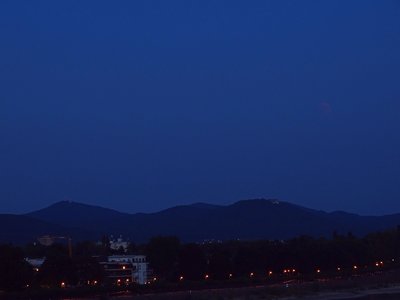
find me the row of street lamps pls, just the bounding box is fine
[175,258,395,282]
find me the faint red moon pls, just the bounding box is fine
[319,102,332,113]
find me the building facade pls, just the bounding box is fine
[101,255,148,285]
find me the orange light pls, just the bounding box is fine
[122,266,126,270]
[179,276,184,281]
[205,274,209,279]
[316,269,321,273]
[250,272,254,277]
[61,282,65,288]
[126,278,129,282]
[375,262,379,267]
[153,277,157,281]
[292,269,296,273]
[268,271,273,275]
[94,280,97,285]
[117,279,121,284]
[283,269,287,273]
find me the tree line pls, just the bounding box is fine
[1,227,400,291]
[146,228,400,281]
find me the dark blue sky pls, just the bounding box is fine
[1,1,400,215]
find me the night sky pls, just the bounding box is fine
[1,1,400,215]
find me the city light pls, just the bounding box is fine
[316,269,321,273]
[337,267,341,271]
[268,271,273,275]
[205,274,209,279]
[375,261,384,267]
[122,266,126,270]
[229,273,233,278]
[353,265,358,270]
[60,282,65,288]
[250,272,254,277]
[179,276,184,281]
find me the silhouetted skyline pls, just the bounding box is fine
[1,1,399,215]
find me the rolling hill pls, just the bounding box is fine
[17,199,400,243]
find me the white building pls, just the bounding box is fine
[109,236,130,252]
[102,255,148,285]
[25,257,46,272]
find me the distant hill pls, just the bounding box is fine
[26,200,129,234]
[17,199,400,244]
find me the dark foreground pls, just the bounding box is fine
[66,270,400,300]
[104,287,400,300]
[3,269,400,300]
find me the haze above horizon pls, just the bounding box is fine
[1,1,399,215]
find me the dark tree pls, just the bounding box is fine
[146,236,180,280]
[126,242,137,254]
[208,250,232,280]
[74,255,104,285]
[178,243,207,281]
[38,244,77,287]
[0,244,33,291]
[74,241,102,257]
[100,235,111,256]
